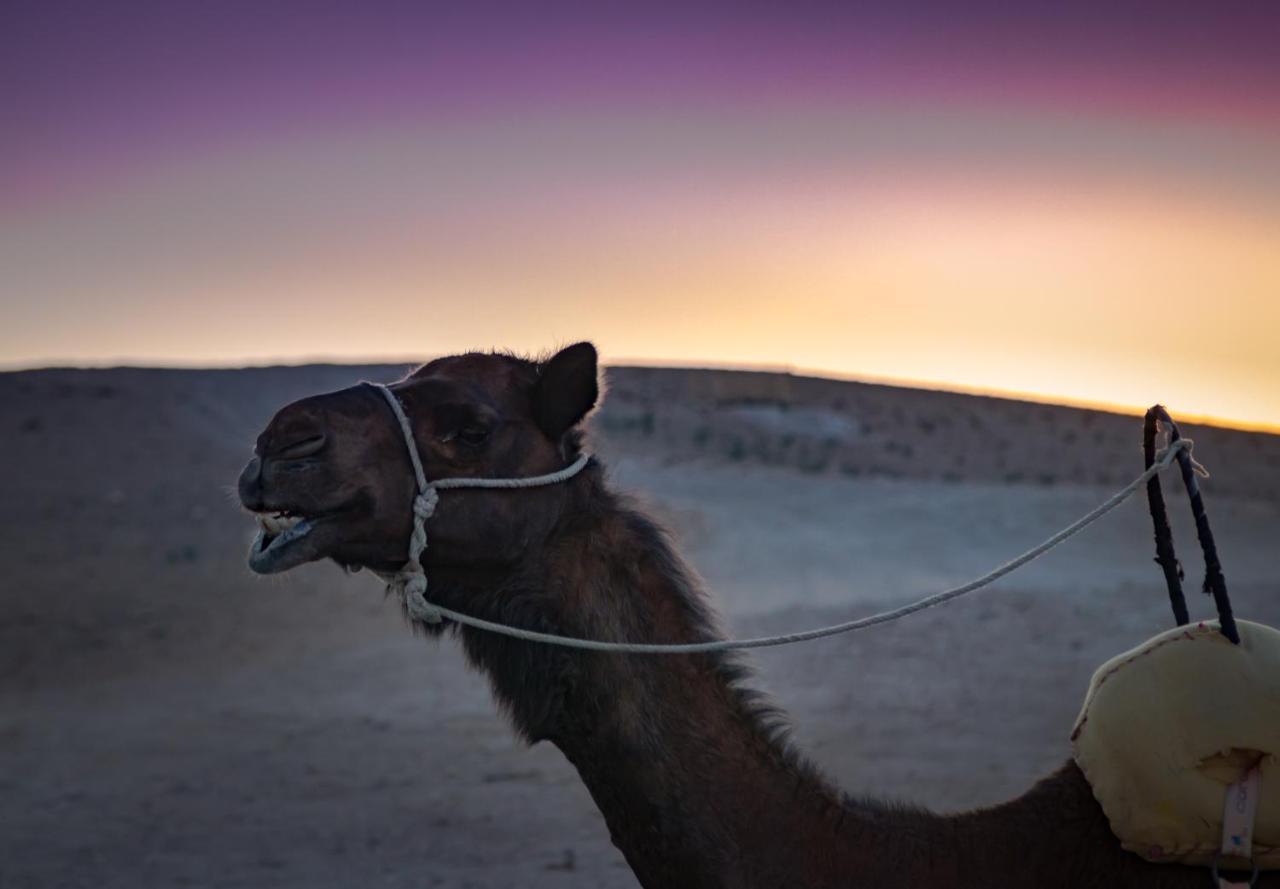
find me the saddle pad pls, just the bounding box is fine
[1071,619,1280,868]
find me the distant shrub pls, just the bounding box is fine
[883,440,914,459]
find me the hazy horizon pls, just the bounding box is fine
[6,352,1277,434]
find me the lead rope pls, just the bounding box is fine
[366,382,590,623]
[366,377,1194,652]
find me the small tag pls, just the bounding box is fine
[1220,765,1262,861]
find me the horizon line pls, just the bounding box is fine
[5,352,1276,436]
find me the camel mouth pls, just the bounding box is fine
[247,509,330,574]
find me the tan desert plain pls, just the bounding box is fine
[2,348,1279,888]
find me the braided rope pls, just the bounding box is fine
[367,379,1195,653]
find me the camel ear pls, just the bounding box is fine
[533,342,599,440]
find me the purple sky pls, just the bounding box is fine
[4,2,1279,427]
[7,2,1278,199]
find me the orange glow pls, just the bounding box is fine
[4,107,1278,432]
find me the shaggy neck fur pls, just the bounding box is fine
[420,464,1252,889]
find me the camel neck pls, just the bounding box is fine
[553,702,849,888]
[542,546,855,885]
[515,492,890,886]
[443,488,851,885]
[448,485,1213,889]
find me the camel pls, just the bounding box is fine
[236,343,1272,888]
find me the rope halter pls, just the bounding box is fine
[353,381,1202,653]
[364,382,591,623]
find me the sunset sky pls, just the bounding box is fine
[3,2,1278,427]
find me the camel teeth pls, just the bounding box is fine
[255,512,303,535]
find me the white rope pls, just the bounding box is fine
[367,379,1193,653]
[434,455,593,491]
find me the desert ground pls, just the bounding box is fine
[2,363,1278,888]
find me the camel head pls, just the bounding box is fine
[237,343,600,576]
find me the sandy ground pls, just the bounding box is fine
[2,366,1277,888]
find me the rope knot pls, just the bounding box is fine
[1177,438,1210,479]
[400,568,442,624]
[413,488,439,520]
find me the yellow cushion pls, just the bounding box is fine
[1071,619,1280,868]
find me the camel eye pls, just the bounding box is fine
[457,425,490,446]
[433,403,493,446]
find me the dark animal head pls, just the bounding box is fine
[236,343,599,576]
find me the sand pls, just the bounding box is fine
[2,364,1277,888]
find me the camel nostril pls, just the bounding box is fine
[238,456,264,509]
[273,434,327,460]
